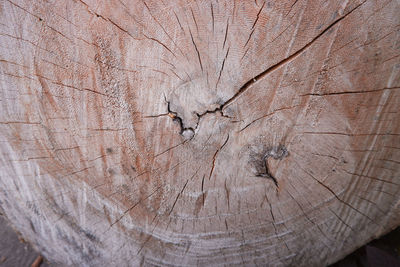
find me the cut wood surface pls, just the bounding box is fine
[0,0,399,266]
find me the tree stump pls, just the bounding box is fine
[0,0,399,266]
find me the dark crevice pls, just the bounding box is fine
[243,1,266,48]
[174,11,184,32]
[190,7,199,33]
[211,3,215,34]
[255,145,288,188]
[223,19,229,49]
[301,86,399,97]
[256,156,279,187]
[168,179,189,215]
[208,134,230,180]
[143,113,169,118]
[189,28,203,72]
[216,47,230,90]
[164,94,231,139]
[166,100,195,138]
[285,0,300,17]
[142,33,176,57]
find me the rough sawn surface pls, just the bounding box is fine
[0,0,399,266]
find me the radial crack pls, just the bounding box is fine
[223,1,366,109]
[209,134,230,180]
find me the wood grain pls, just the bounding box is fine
[0,0,399,266]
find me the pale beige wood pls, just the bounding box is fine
[0,0,399,266]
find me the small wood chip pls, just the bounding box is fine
[31,255,43,267]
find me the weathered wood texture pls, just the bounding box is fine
[0,0,399,266]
